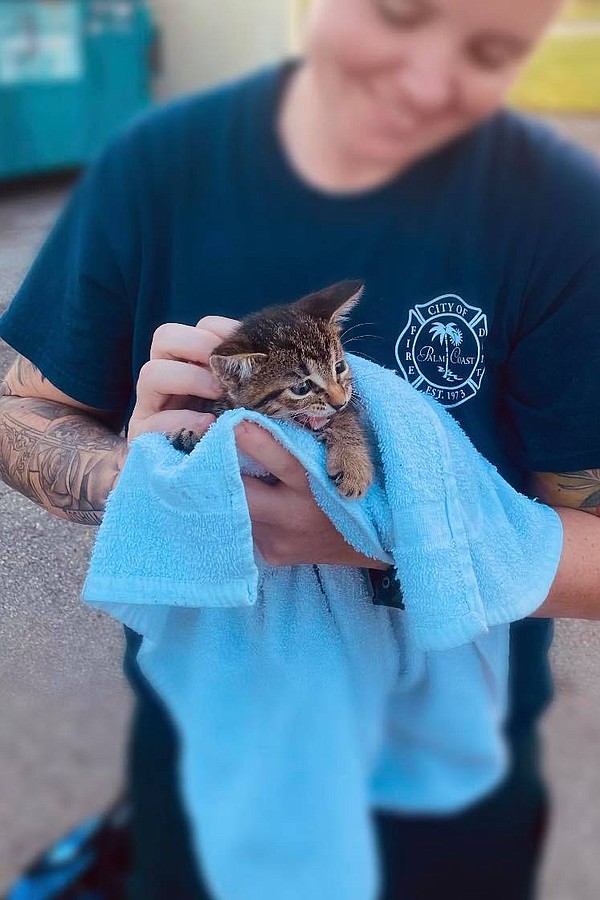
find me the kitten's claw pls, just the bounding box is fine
[328,460,373,499]
[169,428,203,454]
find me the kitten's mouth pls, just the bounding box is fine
[296,414,332,432]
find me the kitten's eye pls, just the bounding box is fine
[290,381,312,396]
[335,360,347,375]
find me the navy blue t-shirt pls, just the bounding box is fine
[3,63,600,738]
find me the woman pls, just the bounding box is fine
[1,0,600,897]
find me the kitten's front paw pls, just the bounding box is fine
[169,427,203,454]
[327,448,373,499]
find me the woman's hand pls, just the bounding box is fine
[127,316,239,444]
[128,320,385,568]
[236,421,388,569]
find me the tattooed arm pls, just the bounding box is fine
[0,356,128,525]
[528,469,600,619]
[530,470,600,517]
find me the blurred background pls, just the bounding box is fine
[1,1,599,897]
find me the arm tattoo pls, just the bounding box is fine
[0,359,46,397]
[0,396,127,525]
[556,469,600,517]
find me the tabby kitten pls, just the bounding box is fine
[170,280,373,499]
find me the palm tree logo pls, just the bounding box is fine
[429,321,463,382]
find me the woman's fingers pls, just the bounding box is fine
[129,319,239,445]
[150,319,238,362]
[196,315,240,339]
[235,422,308,491]
[128,409,215,443]
[241,476,280,524]
[135,358,223,416]
[150,323,221,363]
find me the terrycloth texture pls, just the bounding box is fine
[83,354,563,900]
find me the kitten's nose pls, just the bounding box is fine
[328,385,348,411]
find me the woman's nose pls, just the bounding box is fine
[394,35,457,116]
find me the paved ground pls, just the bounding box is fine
[0,175,133,890]
[1,118,600,897]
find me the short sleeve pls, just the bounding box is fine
[497,118,600,473]
[503,250,600,471]
[0,136,139,412]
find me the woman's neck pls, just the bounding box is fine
[277,64,411,196]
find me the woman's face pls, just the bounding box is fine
[304,0,562,165]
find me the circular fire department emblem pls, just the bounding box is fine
[395,294,488,408]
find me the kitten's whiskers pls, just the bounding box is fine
[343,334,384,345]
[341,321,377,339]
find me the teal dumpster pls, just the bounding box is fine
[0,0,156,180]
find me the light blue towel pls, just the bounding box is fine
[83,354,562,900]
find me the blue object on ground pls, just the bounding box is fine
[4,801,130,900]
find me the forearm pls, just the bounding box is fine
[532,506,600,619]
[0,395,127,525]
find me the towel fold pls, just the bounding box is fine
[83,354,562,900]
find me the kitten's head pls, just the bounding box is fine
[210,280,363,430]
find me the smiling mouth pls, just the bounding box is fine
[376,106,421,138]
[365,84,422,135]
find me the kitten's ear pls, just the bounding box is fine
[294,280,364,324]
[210,352,268,386]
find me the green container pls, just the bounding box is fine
[0,0,156,180]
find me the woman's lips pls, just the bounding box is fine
[376,103,421,137]
[364,83,423,136]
